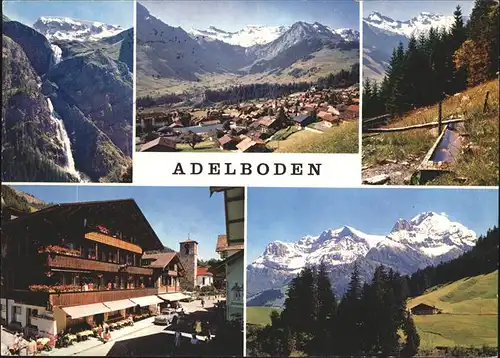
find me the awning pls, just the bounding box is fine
[129,295,163,307]
[62,303,111,319]
[103,299,136,311]
[158,293,190,301]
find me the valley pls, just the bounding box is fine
[2,12,133,182]
[135,2,360,153]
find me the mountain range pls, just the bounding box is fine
[2,15,132,182]
[247,212,477,307]
[363,11,457,81]
[136,2,359,96]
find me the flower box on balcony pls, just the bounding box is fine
[38,245,80,257]
[29,284,80,293]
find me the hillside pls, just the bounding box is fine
[362,79,499,185]
[408,270,498,349]
[1,185,48,212]
[247,307,282,326]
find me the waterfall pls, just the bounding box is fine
[46,98,85,182]
[51,44,62,65]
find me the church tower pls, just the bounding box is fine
[178,238,198,290]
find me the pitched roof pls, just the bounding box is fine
[257,116,277,127]
[218,134,235,146]
[293,114,312,123]
[347,104,359,112]
[140,137,177,152]
[197,267,213,276]
[2,199,164,251]
[142,252,177,269]
[236,137,264,152]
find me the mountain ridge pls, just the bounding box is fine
[247,212,477,303]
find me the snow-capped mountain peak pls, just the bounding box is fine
[363,11,454,38]
[189,21,358,47]
[248,212,477,298]
[190,24,287,47]
[33,16,123,42]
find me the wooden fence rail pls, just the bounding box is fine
[363,118,464,133]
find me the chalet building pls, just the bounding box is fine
[210,187,244,322]
[141,251,190,306]
[196,267,213,287]
[0,199,178,336]
[293,113,316,128]
[236,137,267,153]
[140,137,177,152]
[141,252,184,294]
[410,303,442,315]
[218,135,238,150]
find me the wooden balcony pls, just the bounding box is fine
[157,286,180,294]
[45,253,153,275]
[84,232,143,254]
[11,288,158,308]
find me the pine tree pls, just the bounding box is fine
[449,5,468,93]
[336,261,363,354]
[310,261,337,355]
[401,311,420,357]
[281,266,317,351]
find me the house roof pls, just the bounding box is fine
[410,303,440,311]
[140,137,177,152]
[197,267,213,277]
[347,104,359,112]
[142,252,178,269]
[236,137,262,152]
[293,114,312,123]
[218,134,235,146]
[257,116,276,127]
[2,199,164,251]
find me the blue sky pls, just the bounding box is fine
[3,0,134,28]
[247,188,499,262]
[142,0,359,32]
[363,1,474,20]
[11,185,225,260]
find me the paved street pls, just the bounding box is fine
[39,298,224,356]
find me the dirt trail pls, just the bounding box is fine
[361,155,423,185]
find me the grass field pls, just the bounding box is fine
[137,49,358,97]
[177,140,223,152]
[363,80,499,185]
[268,121,358,153]
[408,270,498,349]
[246,307,282,326]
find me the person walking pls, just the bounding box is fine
[174,328,181,349]
[201,297,205,308]
[195,320,202,336]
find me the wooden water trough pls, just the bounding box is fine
[416,121,465,183]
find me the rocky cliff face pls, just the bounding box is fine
[2,17,132,182]
[2,34,75,182]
